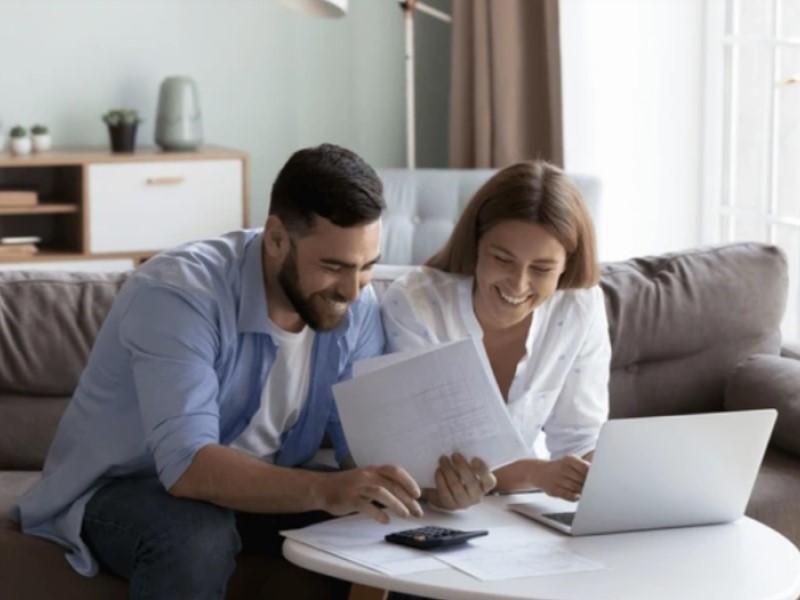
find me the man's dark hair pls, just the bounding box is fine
[269,143,385,235]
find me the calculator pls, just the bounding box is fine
[384,526,489,549]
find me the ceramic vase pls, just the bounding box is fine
[155,76,203,151]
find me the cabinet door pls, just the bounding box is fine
[88,159,244,254]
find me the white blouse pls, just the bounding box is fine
[381,267,611,459]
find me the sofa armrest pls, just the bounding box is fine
[781,341,800,361]
[725,354,800,456]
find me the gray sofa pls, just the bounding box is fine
[2,170,799,599]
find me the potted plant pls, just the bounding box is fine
[31,124,52,153]
[9,126,31,156]
[102,109,141,153]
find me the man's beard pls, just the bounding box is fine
[278,249,348,332]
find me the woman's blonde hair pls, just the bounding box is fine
[426,160,599,289]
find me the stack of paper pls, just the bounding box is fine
[0,236,40,258]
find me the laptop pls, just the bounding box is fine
[508,409,776,536]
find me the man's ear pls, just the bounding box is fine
[264,215,290,259]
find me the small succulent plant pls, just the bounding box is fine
[102,109,142,127]
[31,124,49,135]
[10,126,27,138]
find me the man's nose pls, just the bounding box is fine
[338,271,361,302]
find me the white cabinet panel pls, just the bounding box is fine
[88,159,243,254]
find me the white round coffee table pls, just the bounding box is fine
[283,494,800,600]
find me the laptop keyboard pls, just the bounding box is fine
[543,511,576,525]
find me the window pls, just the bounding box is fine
[704,0,800,341]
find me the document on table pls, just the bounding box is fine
[433,526,605,581]
[282,517,605,581]
[333,338,531,487]
[281,514,444,575]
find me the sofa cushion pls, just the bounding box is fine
[0,394,70,470]
[602,243,787,418]
[0,270,128,396]
[0,470,128,600]
[725,354,800,456]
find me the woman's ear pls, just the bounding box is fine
[264,215,289,259]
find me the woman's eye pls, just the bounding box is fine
[530,266,552,274]
[323,265,341,273]
[494,255,512,264]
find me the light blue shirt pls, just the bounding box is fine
[13,229,385,576]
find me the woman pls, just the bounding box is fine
[381,160,611,510]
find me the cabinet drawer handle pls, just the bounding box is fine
[146,176,186,186]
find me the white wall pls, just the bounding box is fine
[0,0,422,227]
[560,0,706,261]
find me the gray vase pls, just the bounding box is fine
[155,76,203,151]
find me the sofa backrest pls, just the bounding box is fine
[599,243,786,417]
[376,169,601,265]
[0,243,787,470]
[0,271,128,469]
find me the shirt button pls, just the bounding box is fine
[412,216,421,225]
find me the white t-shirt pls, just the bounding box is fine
[380,267,611,459]
[230,319,315,462]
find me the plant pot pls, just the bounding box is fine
[10,137,31,156]
[32,134,52,153]
[107,124,137,153]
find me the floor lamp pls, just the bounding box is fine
[282,0,451,169]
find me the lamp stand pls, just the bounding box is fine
[399,0,451,169]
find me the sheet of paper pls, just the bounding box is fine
[281,514,444,575]
[334,337,531,487]
[433,527,605,581]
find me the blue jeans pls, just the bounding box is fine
[81,476,345,600]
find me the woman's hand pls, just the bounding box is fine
[538,454,590,501]
[424,453,497,510]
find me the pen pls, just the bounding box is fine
[491,489,543,496]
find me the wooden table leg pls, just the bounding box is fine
[348,583,389,600]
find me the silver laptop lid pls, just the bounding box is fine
[570,409,776,535]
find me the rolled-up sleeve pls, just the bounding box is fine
[118,287,221,489]
[544,287,611,459]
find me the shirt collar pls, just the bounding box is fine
[237,232,271,334]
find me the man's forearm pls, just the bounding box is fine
[169,444,329,513]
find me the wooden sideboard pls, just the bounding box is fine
[0,146,249,271]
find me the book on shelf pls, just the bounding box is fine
[0,190,38,207]
[0,243,38,257]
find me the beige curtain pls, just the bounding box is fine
[449,0,563,168]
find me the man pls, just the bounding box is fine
[14,143,423,599]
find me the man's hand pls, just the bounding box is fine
[424,453,497,511]
[539,454,590,501]
[319,464,423,523]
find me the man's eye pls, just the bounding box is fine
[494,255,512,264]
[322,265,341,273]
